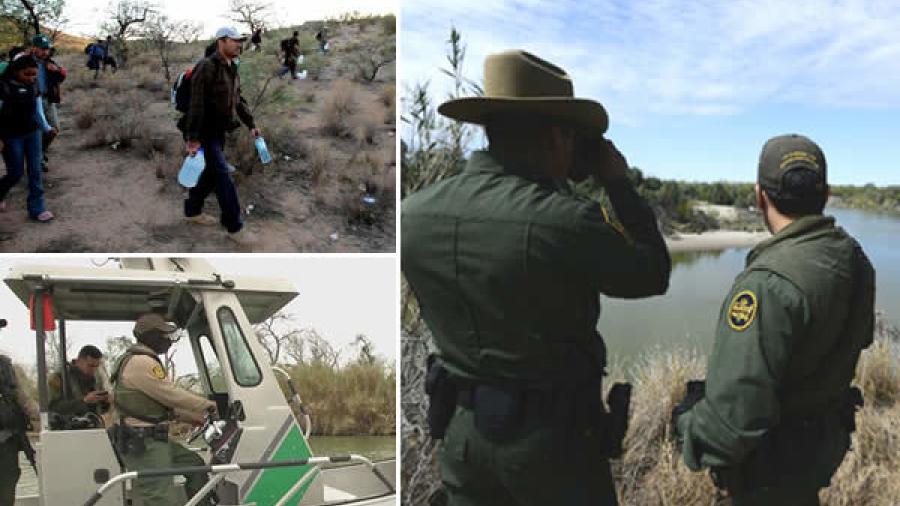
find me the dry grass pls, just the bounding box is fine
[380,84,396,124]
[401,317,900,506]
[266,119,309,160]
[352,106,381,145]
[307,142,330,185]
[320,79,358,137]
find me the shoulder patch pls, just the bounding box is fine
[599,205,630,241]
[727,290,758,331]
[151,364,166,380]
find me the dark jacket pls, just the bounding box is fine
[676,215,875,493]
[402,151,671,383]
[183,51,255,141]
[48,361,108,416]
[0,77,40,138]
[41,56,66,104]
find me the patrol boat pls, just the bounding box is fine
[5,258,395,506]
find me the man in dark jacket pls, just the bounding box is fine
[403,50,671,506]
[48,345,110,416]
[673,135,875,505]
[183,26,260,247]
[281,31,301,79]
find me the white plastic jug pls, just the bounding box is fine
[178,148,205,188]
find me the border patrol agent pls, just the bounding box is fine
[0,353,37,506]
[111,313,218,506]
[673,134,875,506]
[48,345,109,416]
[403,50,671,506]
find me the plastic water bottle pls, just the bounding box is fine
[255,137,273,165]
[178,148,205,188]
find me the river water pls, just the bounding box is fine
[600,208,900,366]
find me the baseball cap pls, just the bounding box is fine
[133,313,177,338]
[215,26,247,41]
[32,34,52,49]
[758,134,827,194]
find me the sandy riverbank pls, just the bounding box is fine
[665,229,770,252]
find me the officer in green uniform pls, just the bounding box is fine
[48,345,110,416]
[0,352,37,506]
[111,313,217,506]
[673,134,875,506]
[402,50,671,506]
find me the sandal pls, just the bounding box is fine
[33,211,55,222]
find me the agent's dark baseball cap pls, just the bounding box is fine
[133,313,177,338]
[758,134,827,194]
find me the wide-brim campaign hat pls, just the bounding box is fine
[438,50,608,136]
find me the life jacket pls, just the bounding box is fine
[110,346,173,425]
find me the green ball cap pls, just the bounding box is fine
[758,134,827,194]
[31,34,52,49]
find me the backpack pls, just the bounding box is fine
[172,66,196,113]
[280,38,291,52]
[84,43,94,55]
[89,44,105,59]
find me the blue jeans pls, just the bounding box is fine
[1,129,47,218]
[184,137,243,233]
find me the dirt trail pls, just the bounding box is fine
[0,20,396,253]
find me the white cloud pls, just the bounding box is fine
[401,0,900,126]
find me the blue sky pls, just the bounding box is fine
[401,0,900,185]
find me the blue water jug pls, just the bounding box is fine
[178,148,205,188]
[255,137,273,165]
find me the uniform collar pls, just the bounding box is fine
[746,214,835,265]
[464,150,572,192]
[130,343,158,356]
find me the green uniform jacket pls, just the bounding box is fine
[48,362,106,416]
[676,215,875,489]
[402,150,671,383]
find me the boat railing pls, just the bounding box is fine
[81,454,395,506]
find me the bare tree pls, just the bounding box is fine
[228,0,271,34]
[102,0,155,68]
[305,329,341,368]
[253,311,303,365]
[0,0,66,44]
[352,334,377,366]
[348,37,396,83]
[142,14,201,83]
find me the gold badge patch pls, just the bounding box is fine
[727,290,758,331]
[151,365,166,379]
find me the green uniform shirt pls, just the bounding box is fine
[402,150,671,383]
[677,215,875,488]
[48,362,107,416]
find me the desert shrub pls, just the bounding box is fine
[320,79,357,137]
[380,83,395,122]
[225,131,261,174]
[352,107,380,145]
[381,14,396,35]
[150,150,179,180]
[302,52,327,80]
[306,143,330,185]
[266,120,308,160]
[135,131,173,159]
